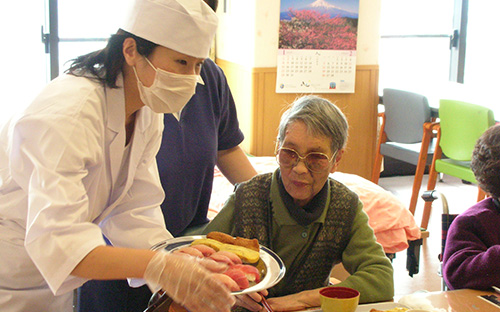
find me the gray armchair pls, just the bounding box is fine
[372,88,436,222]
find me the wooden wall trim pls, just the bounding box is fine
[216,59,379,179]
[215,59,378,73]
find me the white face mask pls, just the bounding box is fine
[133,57,202,118]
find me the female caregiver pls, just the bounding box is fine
[0,0,235,311]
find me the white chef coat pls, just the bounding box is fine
[0,73,172,311]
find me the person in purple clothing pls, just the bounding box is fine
[442,124,500,290]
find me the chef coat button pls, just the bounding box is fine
[301,232,308,238]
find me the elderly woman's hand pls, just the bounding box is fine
[260,289,320,311]
[235,290,268,311]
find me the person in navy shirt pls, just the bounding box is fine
[158,57,257,237]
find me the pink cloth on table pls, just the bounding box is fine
[209,157,421,254]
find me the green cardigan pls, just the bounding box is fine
[202,170,394,303]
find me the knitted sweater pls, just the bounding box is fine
[231,172,357,296]
[442,198,500,290]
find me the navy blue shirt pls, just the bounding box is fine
[156,58,244,236]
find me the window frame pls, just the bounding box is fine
[42,0,109,79]
[378,0,468,91]
[44,0,470,83]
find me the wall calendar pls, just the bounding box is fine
[277,49,356,93]
[276,0,360,93]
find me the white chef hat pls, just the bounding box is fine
[121,0,218,58]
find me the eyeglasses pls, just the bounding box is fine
[276,147,335,173]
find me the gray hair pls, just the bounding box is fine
[277,95,349,154]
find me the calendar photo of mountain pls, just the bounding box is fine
[279,0,359,50]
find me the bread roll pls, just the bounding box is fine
[207,231,260,252]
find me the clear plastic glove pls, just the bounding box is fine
[171,251,229,273]
[144,251,236,312]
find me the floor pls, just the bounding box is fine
[378,174,479,297]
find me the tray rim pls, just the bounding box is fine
[151,235,286,295]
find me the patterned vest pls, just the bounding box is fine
[232,172,358,297]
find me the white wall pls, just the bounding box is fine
[356,0,381,65]
[1,2,48,123]
[215,0,258,66]
[215,0,381,67]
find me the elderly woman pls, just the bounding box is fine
[203,95,394,311]
[442,124,500,290]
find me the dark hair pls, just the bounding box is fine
[471,124,500,199]
[204,0,218,11]
[65,29,157,88]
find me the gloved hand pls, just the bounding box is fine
[144,251,235,312]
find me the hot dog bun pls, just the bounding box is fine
[191,238,260,263]
[219,244,260,264]
[191,232,261,264]
[207,231,260,252]
[191,238,223,251]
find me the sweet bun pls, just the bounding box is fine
[191,238,260,264]
[207,231,260,252]
[191,238,223,251]
[219,244,259,264]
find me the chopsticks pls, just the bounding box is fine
[260,293,274,312]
